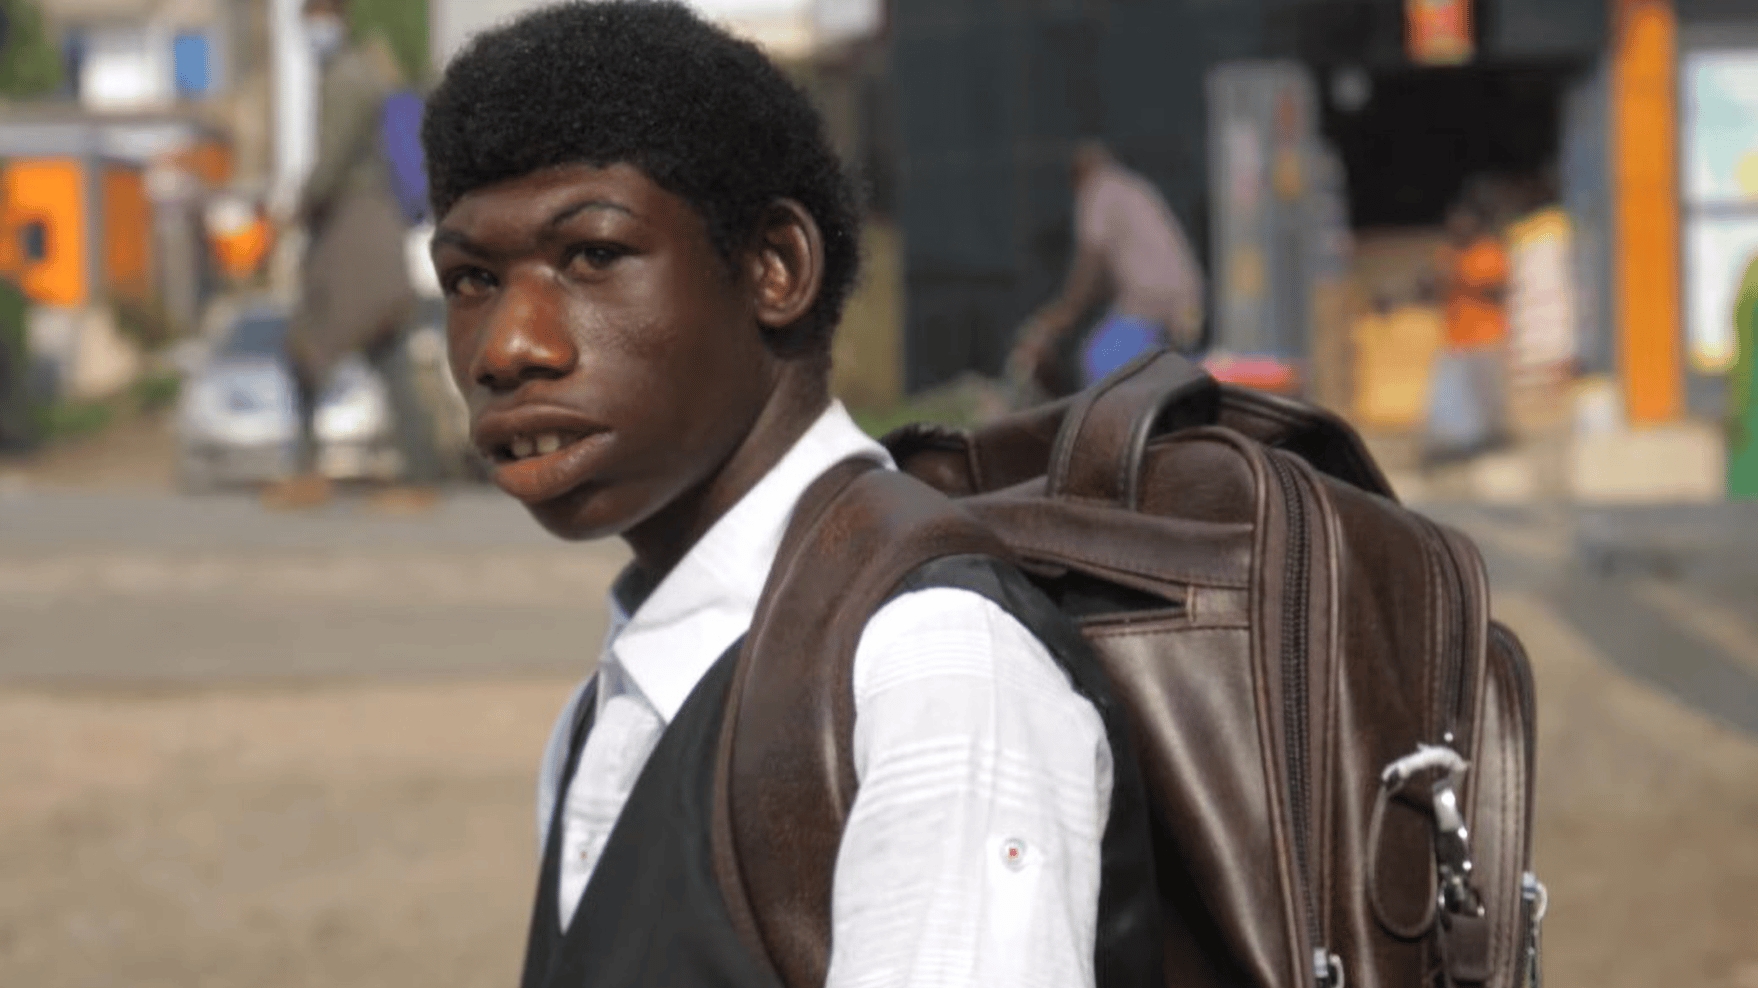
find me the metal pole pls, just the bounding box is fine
[268,0,317,299]
[269,0,316,218]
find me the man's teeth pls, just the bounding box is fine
[507,433,570,460]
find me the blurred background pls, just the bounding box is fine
[1,0,1756,985]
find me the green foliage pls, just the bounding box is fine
[109,295,180,352]
[0,0,64,99]
[0,276,27,361]
[0,276,34,449]
[28,368,181,443]
[130,369,181,412]
[350,0,430,85]
[34,397,113,440]
[848,373,1001,440]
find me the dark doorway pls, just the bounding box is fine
[1320,61,1585,228]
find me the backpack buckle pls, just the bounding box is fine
[1431,774,1484,919]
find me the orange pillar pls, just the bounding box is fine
[1610,0,1685,424]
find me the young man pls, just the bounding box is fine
[420,3,1119,985]
[1012,140,1206,392]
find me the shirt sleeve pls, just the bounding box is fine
[826,587,1114,988]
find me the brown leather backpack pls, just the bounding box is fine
[711,350,1546,988]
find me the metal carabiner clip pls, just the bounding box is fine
[1430,771,1484,920]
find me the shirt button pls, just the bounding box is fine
[1001,838,1028,871]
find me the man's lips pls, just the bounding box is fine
[472,407,611,504]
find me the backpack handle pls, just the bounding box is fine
[1046,348,1220,508]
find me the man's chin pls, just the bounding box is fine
[529,504,613,542]
[522,488,633,544]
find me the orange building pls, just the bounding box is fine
[0,113,230,312]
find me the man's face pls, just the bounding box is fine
[432,163,779,541]
[302,0,346,56]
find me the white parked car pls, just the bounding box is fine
[173,301,398,492]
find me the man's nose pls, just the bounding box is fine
[468,276,579,393]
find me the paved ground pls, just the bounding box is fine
[2,415,1757,987]
[0,487,622,684]
[1,420,624,987]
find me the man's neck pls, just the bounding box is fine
[621,372,830,587]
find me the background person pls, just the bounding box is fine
[1423,197,1512,464]
[1505,186,1580,518]
[263,0,435,510]
[1011,140,1205,393]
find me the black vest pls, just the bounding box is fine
[519,555,1160,988]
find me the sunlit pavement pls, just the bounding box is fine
[1426,500,1758,737]
[0,481,618,988]
[0,485,627,683]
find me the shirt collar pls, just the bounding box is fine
[599,400,890,723]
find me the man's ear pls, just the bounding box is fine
[749,198,824,333]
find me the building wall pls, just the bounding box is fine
[430,0,823,72]
[429,0,539,72]
[886,0,1611,393]
[42,0,234,111]
[101,163,153,303]
[79,21,176,110]
[887,1,1218,391]
[1676,13,1758,421]
[0,160,87,307]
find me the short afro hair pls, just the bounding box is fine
[421,0,861,352]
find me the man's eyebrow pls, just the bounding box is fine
[429,226,485,256]
[428,199,636,257]
[546,198,637,229]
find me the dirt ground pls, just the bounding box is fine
[0,593,1752,987]
[1501,593,1758,988]
[3,414,1756,987]
[0,679,569,988]
[3,411,183,492]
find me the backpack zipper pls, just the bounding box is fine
[1268,451,1339,988]
[1418,517,1471,741]
[1489,623,1537,835]
[1492,622,1546,988]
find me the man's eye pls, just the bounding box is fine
[567,245,625,272]
[444,268,496,298]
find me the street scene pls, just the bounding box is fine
[2,0,1757,985]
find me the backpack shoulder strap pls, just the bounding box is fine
[710,457,1010,988]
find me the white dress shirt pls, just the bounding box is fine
[536,401,1114,988]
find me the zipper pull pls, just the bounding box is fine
[1522,872,1549,988]
[1313,948,1344,988]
